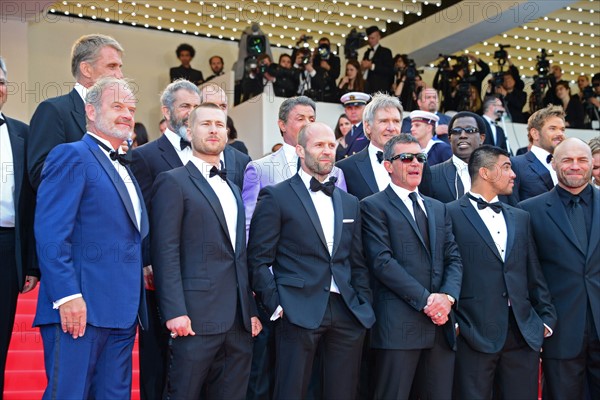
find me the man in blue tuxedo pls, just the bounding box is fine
[151,103,261,399]
[336,93,403,200]
[248,122,375,399]
[511,104,566,202]
[447,145,556,399]
[33,77,148,399]
[28,34,124,190]
[361,134,462,399]
[0,57,39,396]
[520,138,600,400]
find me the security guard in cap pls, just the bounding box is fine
[340,91,371,158]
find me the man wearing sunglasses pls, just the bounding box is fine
[447,145,556,400]
[420,111,486,203]
[361,134,462,400]
[337,93,403,200]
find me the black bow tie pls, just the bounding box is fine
[310,176,337,197]
[468,193,502,214]
[209,165,227,180]
[376,151,384,164]
[0,118,5,127]
[89,135,131,166]
[546,154,553,164]
[180,138,191,150]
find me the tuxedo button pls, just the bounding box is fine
[324,286,330,291]
[502,292,507,297]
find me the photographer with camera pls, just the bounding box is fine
[583,73,600,130]
[292,40,325,100]
[241,54,277,101]
[392,54,425,112]
[311,37,341,103]
[543,65,564,107]
[457,54,490,98]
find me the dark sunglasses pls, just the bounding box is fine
[388,152,428,164]
[449,127,480,135]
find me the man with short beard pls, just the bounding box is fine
[520,138,600,400]
[33,77,148,399]
[248,122,375,399]
[129,78,200,400]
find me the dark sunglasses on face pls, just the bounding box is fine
[388,152,428,164]
[449,127,480,135]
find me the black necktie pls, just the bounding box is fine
[209,165,227,180]
[180,138,191,150]
[467,193,502,213]
[310,176,337,197]
[376,151,384,164]
[89,135,130,166]
[568,196,588,252]
[456,174,465,198]
[546,154,553,164]
[408,192,430,250]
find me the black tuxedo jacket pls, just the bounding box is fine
[150,162,257,335]
[519,187,600,359]
[483,118,509,152]
[447,195,556,353]
[131,135,251,208]
[511,151,554,202]
[247,174,375,330]
[360,187,462,350]
[336,148,378,200]
[362,45,394,94]
[3,116,38,287]
[169,65,204,86]
[420,159,514,205]
[28,88,86,189]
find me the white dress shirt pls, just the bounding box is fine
[468,191,507,262]
[73,82,88,102]
[54,133,143,309]
[0,113,15,227]
[189,156,238,251]
[363,44,379,79]
[164,128,193,165]
[483,115,498,145]
[368,143,391,192]
[530,145,558,185]
[452,155,471,195]
[282,142,299,179]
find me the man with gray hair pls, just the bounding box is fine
[129,78,200,400]
[0,56,39,396]
[33,77,147,399]
[337,92,403,200]
[28,34,124,190]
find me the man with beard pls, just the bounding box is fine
[511,105,566,202]
[520,138,600,400]
[248,122,375,399]
[151,103,261,399]
[447,145,556,400]
[205,55,225,82]
[420,111,486,203]
[401,88,451,144]
[129,79,200,400]
[33,77,148,399]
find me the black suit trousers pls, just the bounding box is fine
[373,325,454,400]
[454,309,539,400]
[0,230,18,396]
[274,293,366,400]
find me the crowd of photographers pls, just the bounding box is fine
[228,25,599,130]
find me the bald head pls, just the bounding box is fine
[552,137,593,193]
[297,122,337,180]
[297,122,335,148]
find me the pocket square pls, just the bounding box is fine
[343,219,355,223]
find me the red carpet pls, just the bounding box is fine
[4,287,140,400]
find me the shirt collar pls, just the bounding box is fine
[468,190,500,204]
[189,155,224,181]
[282,142,297,163]
[389,182,420,202]
[555,184,593,207]
[87,132,123,154]
[452,155,468,170]
[368,143,383,161]
[530,145,553,165]
[74,82,88,102]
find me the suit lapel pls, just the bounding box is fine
[230,182,246,255]
[83,135,139,231]
[331,189,343,257]
[442,160,458,200]
[458,195,503,261]
[588,188,600,264]
[289,175,328,252]
[6,120,24,206]
[157,135,184,169]
[128,168,149,238]
[384,187,428,251]
[70,89,86,135]
[185,162,234,251]
[503,205,516,261]
[356,149,379,194]
[223,145,235,179]
[422,197,436,257]
[526,152,554,190]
